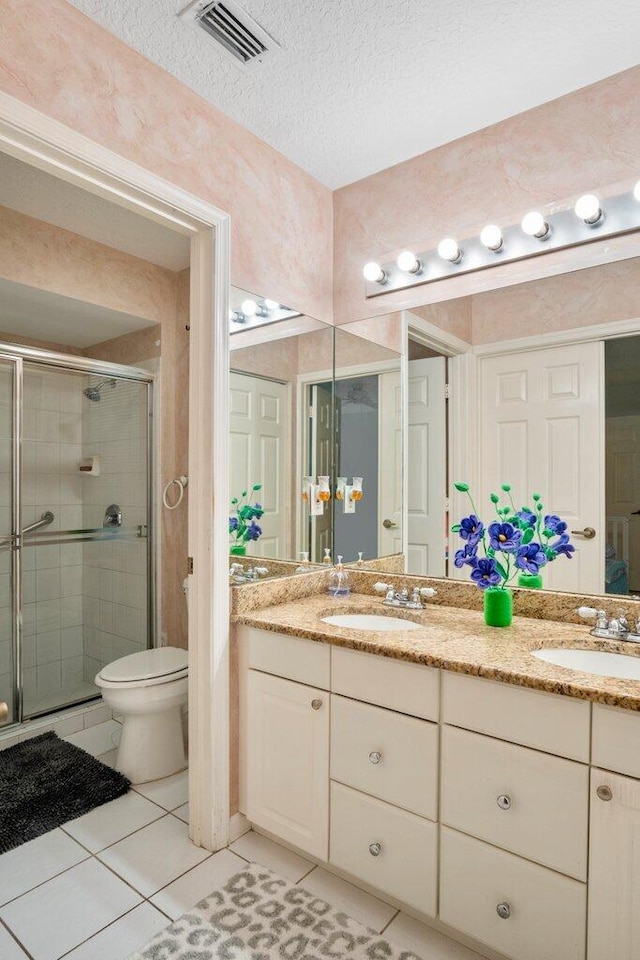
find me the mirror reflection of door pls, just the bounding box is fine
[309,382,332,562]
[605,335,640,596]
[407,351,447,576]
[229,371,290,558]
[479,341,603,595]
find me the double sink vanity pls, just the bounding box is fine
[232,573,640,960]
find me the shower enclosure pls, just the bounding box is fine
[0,344,153,729]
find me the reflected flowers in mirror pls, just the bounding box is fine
[229,483,264,552]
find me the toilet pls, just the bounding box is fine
[95,647,188,784]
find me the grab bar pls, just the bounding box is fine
[22,511,54,536]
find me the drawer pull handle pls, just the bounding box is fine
[596,785,613,802]
[496,902,511,920]
[369,842,382,857]
[368,751,382,764]
[497,794,511,810]
[311,699,323,710]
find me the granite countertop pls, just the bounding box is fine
[233,591,640,711]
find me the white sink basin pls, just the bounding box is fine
[320,613,420,632]
[534,648,640,680]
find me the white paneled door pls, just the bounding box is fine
[479,342,604,594]
[407,357,447,576]
[229,372,289,558]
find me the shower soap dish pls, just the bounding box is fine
[78,455,100,476]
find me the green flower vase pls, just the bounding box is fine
[230,544,247,556]
[517,572,543,590]
[484,587,513,627]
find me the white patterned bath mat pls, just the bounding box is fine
[128,863,423,960]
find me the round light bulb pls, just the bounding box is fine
[363,261,386,283]
[241,299,257,317]
[574,194,602,225]
[437,238,462,264]
[521,211,550,239]
[228,309,235,321]
[264,299,279,311]
[396,250,421,274]
[634,181,640,202]
[480,224,503,252]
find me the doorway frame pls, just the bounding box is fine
[0,91,231,851]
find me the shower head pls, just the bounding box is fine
[83,378,116,402]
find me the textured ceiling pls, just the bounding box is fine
[68,0,640,188]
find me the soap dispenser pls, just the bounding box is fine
[328,556,351,597]
[322,547,333,565]
[295,551,311,574]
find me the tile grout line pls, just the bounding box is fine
[379,909,400,935]
[0,916,36,960]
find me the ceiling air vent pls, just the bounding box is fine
[179,0,279,69]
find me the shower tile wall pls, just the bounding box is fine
[22,367,85,714]
[82,378,148,682]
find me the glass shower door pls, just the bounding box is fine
[20,363,152,720]
[0,358,17,726]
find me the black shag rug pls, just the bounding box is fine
[0,731,130,854]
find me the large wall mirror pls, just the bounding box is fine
[228,293,402,573]
[228,238,640,600]
[405,251,640,600]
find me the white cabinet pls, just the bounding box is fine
[245,669,329,859]
[588,768,640,960]
[440,827,587,960]
[331,781,438,917]
[441,725,589,880]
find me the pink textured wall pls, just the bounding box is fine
[334,66,640,325]
[0,0,333,322]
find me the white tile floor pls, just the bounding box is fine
[0,720,486,960]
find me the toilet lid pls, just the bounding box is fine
[99,647,188,683]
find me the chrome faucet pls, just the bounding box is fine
[374,582,437,610]
[229,563,270,584]
[576,606,640,643]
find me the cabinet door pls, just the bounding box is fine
[588,769,640,960]
[246,669,329,860]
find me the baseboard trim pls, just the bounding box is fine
[229,812,251,843]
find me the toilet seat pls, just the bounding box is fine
[96,647,188,689]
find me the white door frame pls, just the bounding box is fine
[0,92,231,851]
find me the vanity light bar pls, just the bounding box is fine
[363,184,640,298]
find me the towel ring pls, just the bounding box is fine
[163,475,188,510]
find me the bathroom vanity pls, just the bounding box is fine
[236,595,640,960]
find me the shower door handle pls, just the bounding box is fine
[0,701,8,722]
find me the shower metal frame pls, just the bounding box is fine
[0,340,156,729]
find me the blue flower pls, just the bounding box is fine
[246,520,262,541]
[470,557,502,589]
[488,521,522,553]
[516,508,536,528]
[251,502,264,519]
[515,543,547,574]
[228,516,238,532]
[549,534,574,559]
[454,543,478,568]
[544,515,567,536]
[460,514,484,545]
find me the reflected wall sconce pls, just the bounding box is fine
[336,476,364,514]
[302,476,331,515]
[362,181,640,298]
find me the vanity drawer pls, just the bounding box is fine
[331,646,438,720]
[441,726,588,880]
[440,828,587,960]
[442,671,590,762]
[330,781,437,917]
[592,703,640,778]
[242,626,330,689]
[331,694,438,819]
